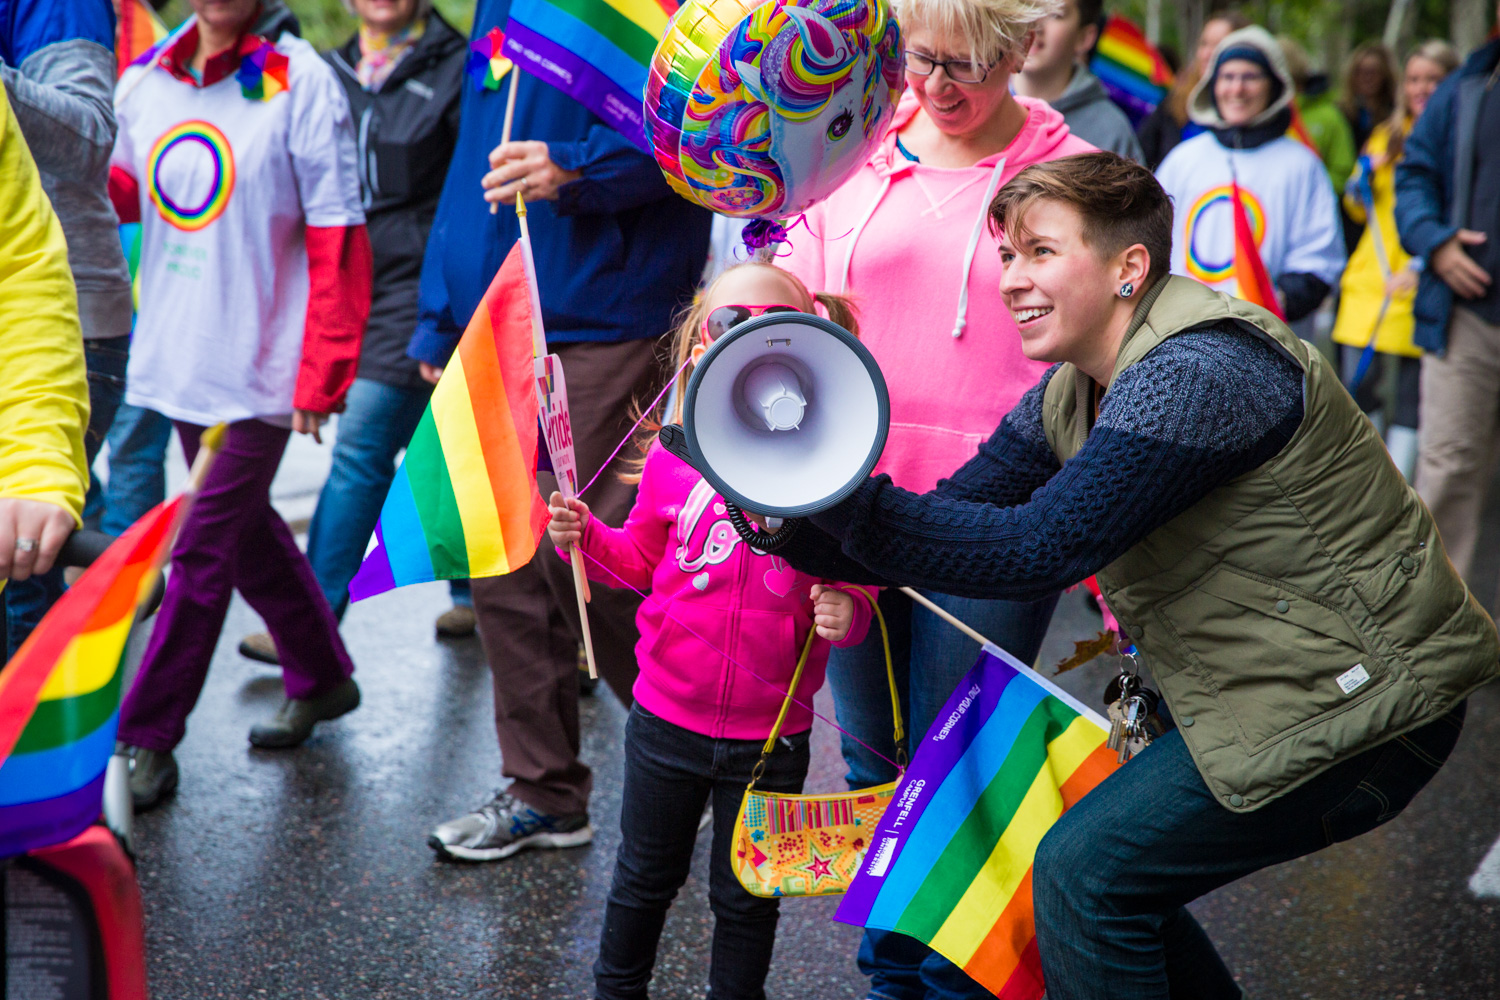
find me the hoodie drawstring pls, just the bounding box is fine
[838,175,893,295]
[952,157,1007,338]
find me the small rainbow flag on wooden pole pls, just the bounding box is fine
[348,244,550,602]
[1231,177,1285,320]
[501,0,680,153]
[835,643,1119,999]
[1089,14,1174,127]
[0,427,223,857]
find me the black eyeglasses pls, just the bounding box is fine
[903,50,993,84]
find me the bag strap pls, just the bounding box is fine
[749,587,902,789]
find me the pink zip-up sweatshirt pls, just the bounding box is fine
[568,442,871,740]
[784,93,1095,493]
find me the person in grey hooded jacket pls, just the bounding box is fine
[1015,0,1143,163]
[1,0,133,656]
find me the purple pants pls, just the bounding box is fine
[118,419,354,752]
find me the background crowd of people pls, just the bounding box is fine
[3,0,1500,997]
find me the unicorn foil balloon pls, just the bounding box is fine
[646,0,903,220]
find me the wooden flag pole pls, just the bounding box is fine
[516,191,598,680]
[899,587,994,648]
[489,66,522,216]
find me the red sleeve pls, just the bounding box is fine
[109,166,140,224]
[296,224,372,413]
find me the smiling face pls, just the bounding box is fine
[1023,0,1093,79]
[188,0,260,36]
[904,25,1022,141]
[998,199,1134,368]
[1214,57,1273,127]
[352,0,419,34]
[1403,55,1448,120]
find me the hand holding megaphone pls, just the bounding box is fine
[658,312,889,551]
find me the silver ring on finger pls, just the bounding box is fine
[521,176,531,190]
[14,538,39,554]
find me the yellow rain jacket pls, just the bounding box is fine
[1331,120,1421,358]
[0,79,90,537]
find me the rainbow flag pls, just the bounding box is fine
[1286,103,1320,156]
[1232,178,1285,319]
[123,11,194,72]
[835,644,1119,999]
[115,0,168,78]
[0,497,186,857]
[501,0,680,153]
[348,242,550,601]
[1089,14,1174,127]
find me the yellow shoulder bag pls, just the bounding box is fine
[731,587,904,898]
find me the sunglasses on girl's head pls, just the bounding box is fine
[701,303,802,340]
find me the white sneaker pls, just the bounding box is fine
[427,791,592,862]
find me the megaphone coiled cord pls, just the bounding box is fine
[723,501,801,553]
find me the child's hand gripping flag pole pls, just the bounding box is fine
[0,424,226,857]
[518,191,599,680]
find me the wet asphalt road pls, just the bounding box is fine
[126,436,1500,999]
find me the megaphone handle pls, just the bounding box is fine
[724,501,800,552]
[569,547,598,679]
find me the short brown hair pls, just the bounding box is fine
[989,152,1174,287]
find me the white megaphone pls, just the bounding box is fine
[659,312,889,550]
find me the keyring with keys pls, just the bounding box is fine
[1103,644,1167,763]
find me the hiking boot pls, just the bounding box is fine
[434,604,476,638]
[428,790,592,862]
[123,745,178,812]
[247,678,361,749]
[238,631,279,665]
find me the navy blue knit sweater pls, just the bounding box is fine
[779,323,1305,599]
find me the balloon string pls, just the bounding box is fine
[574,544,904,771]
[577,357,693,499]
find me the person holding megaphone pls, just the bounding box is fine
[714,152,1496,999]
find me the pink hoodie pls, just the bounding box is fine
[784,93,1095,493]
[568,443,871,740]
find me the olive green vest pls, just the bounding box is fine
[1043,276,1498,811]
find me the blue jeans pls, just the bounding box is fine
[827,587,1059,1000]
[1032,704,1465,999]
[594,705,810,1000]
[99,403,173,537]
[6,337,130,658]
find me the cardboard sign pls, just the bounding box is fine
[535,354,579,498]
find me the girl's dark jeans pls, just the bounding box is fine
[594,704,810,1000]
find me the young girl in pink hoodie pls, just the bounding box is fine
[549,262,872,1000]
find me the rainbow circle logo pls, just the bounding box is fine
[146,120,236,232]
[1184,184,1266,284]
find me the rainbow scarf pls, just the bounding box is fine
[115,0,168,79]
[0,498,186,857]
[348,242,549,601]
[1089,14,1174,127]
[467,26,515,91]
[835,644,1119,998]
[236,35,290,101]
[501,0,680,153]
[1231,177,1284,318]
